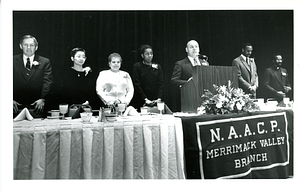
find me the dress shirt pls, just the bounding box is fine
[23,55,35,68]
[188,56,200,66]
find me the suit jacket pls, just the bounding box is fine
[263,66,291,101]
[171,57,209,87]
[232,55,258,94]
[13,54,53,105]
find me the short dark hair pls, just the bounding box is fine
[19,35,38,46]
[242,43,252,50]
[139,45,152,55]
[272,53,283,61]
[70,48,87,58]
[273,53,282,59]
[108,53,122,62]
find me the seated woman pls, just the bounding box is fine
[57,48,98,112]
[132,45,172,114]
[96,53,137,115]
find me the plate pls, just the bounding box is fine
[173,112,198,117]
[105,114,118,117]
[47,116,61,119]
[106,117,117,122]
[82,121,92,124]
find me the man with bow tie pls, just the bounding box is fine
[232,43,258,98]
[171,40,209,87]
[263,54,292,102]
[13,35,53,118]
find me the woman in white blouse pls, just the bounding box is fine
[96,53,134,107]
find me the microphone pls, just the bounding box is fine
[196,53,208,61]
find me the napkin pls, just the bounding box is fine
[123,106,139,116]
[13,108,34,121]
[71,106,85,119]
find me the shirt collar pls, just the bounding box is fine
[274,65,281,70]
[23,55,35,66]
[142,61,151,67]
[240,54,247,62]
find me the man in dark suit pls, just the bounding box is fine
[263,54,292,102]
[13,35,53,118]
[232,43,258,98]
[171,40,209,112]
[171,40,209,87]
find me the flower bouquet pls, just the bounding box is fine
[197,80,260,115]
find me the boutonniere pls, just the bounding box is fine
[151,64,158,69]
[281,72,287,77]
[32,61,40,66]
[123,73,130,79]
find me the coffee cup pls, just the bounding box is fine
[140,107,148,114]
[51,110,60,117]
[80,112,93,122]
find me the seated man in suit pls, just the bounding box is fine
[232,43,258,98]
[263,54,292,102]
[13,35,53,118]
[171,40,209,87]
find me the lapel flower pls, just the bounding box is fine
[32,61,40,66]
[151,64,158,69]
[281,72,287,77]
[123,73,129,78]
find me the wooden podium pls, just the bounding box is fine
[181,65,238,112]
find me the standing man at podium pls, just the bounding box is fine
[171,40,209,87]
[232,43,258,98]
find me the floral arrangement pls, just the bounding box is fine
[197,80,260,115]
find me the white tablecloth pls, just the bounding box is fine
[13,115,185,179]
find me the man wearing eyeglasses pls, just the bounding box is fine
[13,35,53,118]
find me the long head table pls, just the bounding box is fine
[13,115,185,179]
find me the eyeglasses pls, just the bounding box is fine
[22,44,36,48]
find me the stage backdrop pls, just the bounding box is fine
[13,10,293,111]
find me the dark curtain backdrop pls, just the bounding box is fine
[13,10,293,112]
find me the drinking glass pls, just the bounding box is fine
[59,104,68,119]
[157,101,164,115]
[283,97,290,105]
[117,103,126,116]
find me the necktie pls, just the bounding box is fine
[246,57,250,65]
[26,58,31,70]
[194,58,200,66]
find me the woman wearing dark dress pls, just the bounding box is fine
[132,45,171,113]
[58,48,98,109]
